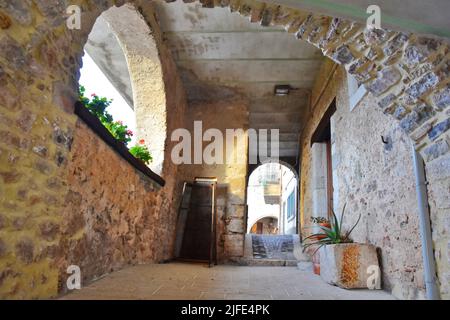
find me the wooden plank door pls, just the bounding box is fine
[179,184,213,261]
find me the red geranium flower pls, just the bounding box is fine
[139,139,145,145]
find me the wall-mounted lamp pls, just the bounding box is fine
[274,85,298,96]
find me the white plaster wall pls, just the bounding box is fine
[281,167,297,235]
[246,184,280,233]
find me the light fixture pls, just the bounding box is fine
[274,85,291,96]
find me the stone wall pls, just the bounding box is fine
[300,61,426,299]
[58,119,175,294]
[426,153,450,299]
[0,0,187,298]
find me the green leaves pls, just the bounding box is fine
[79,85,114,123]
[302,203,361,252]
[103,121,133,144]
[130,143,153,165]
[79,85,152,165]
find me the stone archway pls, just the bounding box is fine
[248,214,279,234]
[190,0,448,163]
[246,161,299,235]
[249,158,300,180]
[1,1,448,166]
[155,0,448,164]
[99,4,168,175]
[0,0,449,300]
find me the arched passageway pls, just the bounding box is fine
[0,1,187,298]
[83,4,169,175]
[0,0,449,300]
[246,162,299,235]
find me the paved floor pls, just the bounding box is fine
[62,263,394,300]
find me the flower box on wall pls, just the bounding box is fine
[319,243,381,289]
[74,101,165,187]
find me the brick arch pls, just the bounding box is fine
[177,0,450,163]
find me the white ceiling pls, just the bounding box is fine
[154,0,324,98]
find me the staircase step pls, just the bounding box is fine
[240,258,298,267]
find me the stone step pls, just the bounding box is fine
[239,258,298,267]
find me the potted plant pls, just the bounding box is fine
[308,216,331,274]
[130,139,153,165]
[303,204,380,289]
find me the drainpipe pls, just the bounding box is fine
[411,145,440,300]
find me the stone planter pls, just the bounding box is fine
[319,243,380,289]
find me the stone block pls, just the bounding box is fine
[320,243,380,289]
[404,72,439,104]
[432,84,450,110]
[423,139,450,162]
[410,122,432,141]
[34,0,68,27]
[227,218,244,233]
[0,35,27,70]
[15,238,34,264]
[428,118,450,141]
[366,67,401,96]
[383,33,408,56]
[378,93,397,110]
[227,204,245,218]
[0,1,32,25]
[224,234,244,257]
[400,103,434,133]
[332,45,354,65]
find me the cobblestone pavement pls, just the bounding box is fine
[252,235,295,260]
[61,263,394,300]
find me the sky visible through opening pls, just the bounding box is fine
[80,52,137,146]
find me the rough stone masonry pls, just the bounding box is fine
[0,0,449,299]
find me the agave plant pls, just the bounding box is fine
[302,203,361,255]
